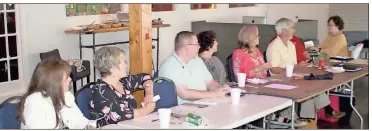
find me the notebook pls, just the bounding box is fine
[330,56,354,62]
[342,64,363,72]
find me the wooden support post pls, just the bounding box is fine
[129,4,152,108]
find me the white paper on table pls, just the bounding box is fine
[264,84,297,90]
[304,41,314,49]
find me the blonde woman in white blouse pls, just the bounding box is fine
[18,59,98,129]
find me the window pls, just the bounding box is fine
[152,4,173,12]
[66,4,122,17]
[191,4,216,10]
[0,4,19,83]
[229,4,256,8]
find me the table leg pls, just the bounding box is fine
[341,84,347,94]
[267,113,272,129]
[315,109,319,121]
[291,101,295,129]
[311,57,315,65]
[156,27,160,72]
[350,80,363,129]
[262,116,266,129]
[79,34,83,87]
[92,33,96,82]
[79,34,82,59]
[365,52,368,59]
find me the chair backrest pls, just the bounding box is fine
[153,72,159,79]
[263,51,268,62]
[153,77,177,112]
[351,43,364,59]
[0,96,22,129]
[39,49,62,60]
[226,54,235,82]
[263,51,271,77]
[75,82,95,120]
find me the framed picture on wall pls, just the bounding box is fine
[65,4,77,16]
[66,4,122,17]
[76,4,87,16]
[152,4,174,12]
[191,4,216,10]
[87,4,105,15]
[229,4,256,8]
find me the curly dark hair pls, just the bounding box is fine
[328,15,344,30]
[197,30,217,53]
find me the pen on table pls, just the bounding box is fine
[151,119,159,122]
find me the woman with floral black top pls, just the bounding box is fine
[91,46,155,127]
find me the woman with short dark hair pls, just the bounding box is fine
[310,15,350,57]
[198,30,229,85]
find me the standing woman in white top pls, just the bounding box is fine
[17,59,98,129]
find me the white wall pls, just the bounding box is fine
[1,4,332,101]
[267,4,330,42]
[329,4,368,31]
[18,4,268,90]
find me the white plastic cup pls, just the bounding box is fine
[230,88,241,105]
[158,108,171,128]
[285,65,294,77]
[237,73,247,87]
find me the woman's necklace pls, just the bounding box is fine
[249,50,260,61]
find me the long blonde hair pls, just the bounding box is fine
[238,25,259,53]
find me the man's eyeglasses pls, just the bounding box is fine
[187,44,200,46]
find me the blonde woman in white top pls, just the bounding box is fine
[18,59,98,129]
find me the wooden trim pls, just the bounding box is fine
[229,4,239,8]
[152,4,173,12]
[229,4,256,8]
[191,4,216,10]
[129,4,152,108]
[64,24,170,34]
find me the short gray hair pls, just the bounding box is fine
[174,31,195,51]
[275,18,294,35]
[93,46,126,77]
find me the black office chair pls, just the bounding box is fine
[40,49,91,93]
[263,51,271,77]
[226,54,235,82]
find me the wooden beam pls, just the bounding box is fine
[129,4,152,108]
[129,4,152,75]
